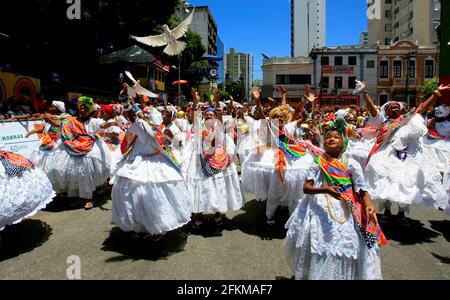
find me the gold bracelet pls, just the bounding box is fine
[434,90,442,97]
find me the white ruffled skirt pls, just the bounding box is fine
[241,149,314,219]
[43,140,111,199]
[0,167,55,231]
[283,195,382,280]
[112,155,192,234]
[365,144,447,210]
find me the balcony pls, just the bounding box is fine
[394,78,417,86]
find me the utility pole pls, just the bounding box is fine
[403,50,416,107]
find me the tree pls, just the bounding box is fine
[226,81,245,102]
[421,78,439,101]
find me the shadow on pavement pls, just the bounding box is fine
[0,219,52,262]
[231,200,289,241]
[429,220,450,242]
[378,214,441,245]
[430,252,450,265]
[43,186,110,213]
[101,227,188,262]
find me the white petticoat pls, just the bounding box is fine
[0,167,56,231]
[283,195,382,280]
[420,136,450,174]
[365,115,447,209]
[43,140,111,199]
[111,155,192,234]
[241,149,314,219]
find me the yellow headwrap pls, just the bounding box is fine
[78,96,95,113]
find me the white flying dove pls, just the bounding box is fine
[124,71,159,98]
[130,9,195,56]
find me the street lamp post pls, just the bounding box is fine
[404,50,416,107]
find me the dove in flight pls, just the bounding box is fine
[124,71,159,98]
[130,9,195,56]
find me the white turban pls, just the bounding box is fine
[52,101,66,113]
[148,107,163,126]
[435,105,449,118]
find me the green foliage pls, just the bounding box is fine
[421,78,439,100]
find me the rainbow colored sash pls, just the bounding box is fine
[315,155,388,248]
[60,117,95,157]
[366,111,416,165]
[427,128,447,140]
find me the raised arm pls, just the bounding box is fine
[416,84,450,115]
[252,86,265,120]
[190,87,200,111]
[357,81,378,118]
[214,88,223,123]
[277,85,287,106]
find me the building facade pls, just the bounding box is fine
[377,40,439,107]
[180,6,218,55]
[291,0,326,57]
[368,0,441,47]
[360,31,369,46]
[225,48,253,101]
[262,56,313,101]
[310,46,378,107]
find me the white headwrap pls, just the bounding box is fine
[148,107,163,126]
[380,101,405,118]
[335,108,350,120]
[435,105,450,118]
[52,101,66,113]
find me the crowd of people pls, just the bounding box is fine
[1,76,449,280]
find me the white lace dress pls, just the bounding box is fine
[240,121,314,219]
[0,156,55,231]
[181,114,245,214]
[111,119,192,235]
[103,118,125,173]
[444,164,450,215]
[421,120,450,175]
[364,114,447,210]
[29,122,62,168]
[283,158,382,280]
[43,118,111,199]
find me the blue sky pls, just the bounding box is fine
[188,0,368,80]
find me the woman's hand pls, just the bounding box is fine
[326,186,344,201]
[366,204,379,227]
[437,83,450,93]
[252,86,261,104]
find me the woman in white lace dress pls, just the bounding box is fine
[240,86,314,226]
[42,97,111,210]
[182,88,245,229]
[111,104,192,240]
[0,146,55,234]
[361,84,450,220]
[284,120,386,280]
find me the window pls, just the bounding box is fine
[408,60,416,78]
[393,60,402,78]
[385,24,392,32]
[321,76,329,89]
[385,0,392,3]
[408,27,413,36]
[334,56,343,66]
[385,10,392,18]
[321,56,329,65]
[348,56,357,66]
[348,77,357,89]
[276,75,312,85]
[380,60,389,79]
[367,60,375,68]
[425,60,434,78]
[334,77,343,89]
[380,94,389,106]
[385,38,392,45]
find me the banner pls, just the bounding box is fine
[0,71,41,102]
[0,120,44,158]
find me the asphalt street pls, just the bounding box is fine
[0,191,449,280]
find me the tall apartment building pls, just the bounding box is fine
[360,31,369,45]
[368,0,441,46]
[179,6,218,55]
[291,0,326,57]
[225,48,253,101]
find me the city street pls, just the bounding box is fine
[0,192,449,280]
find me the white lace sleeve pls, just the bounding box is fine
[366,111,384,127]
[306,162,320,182]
